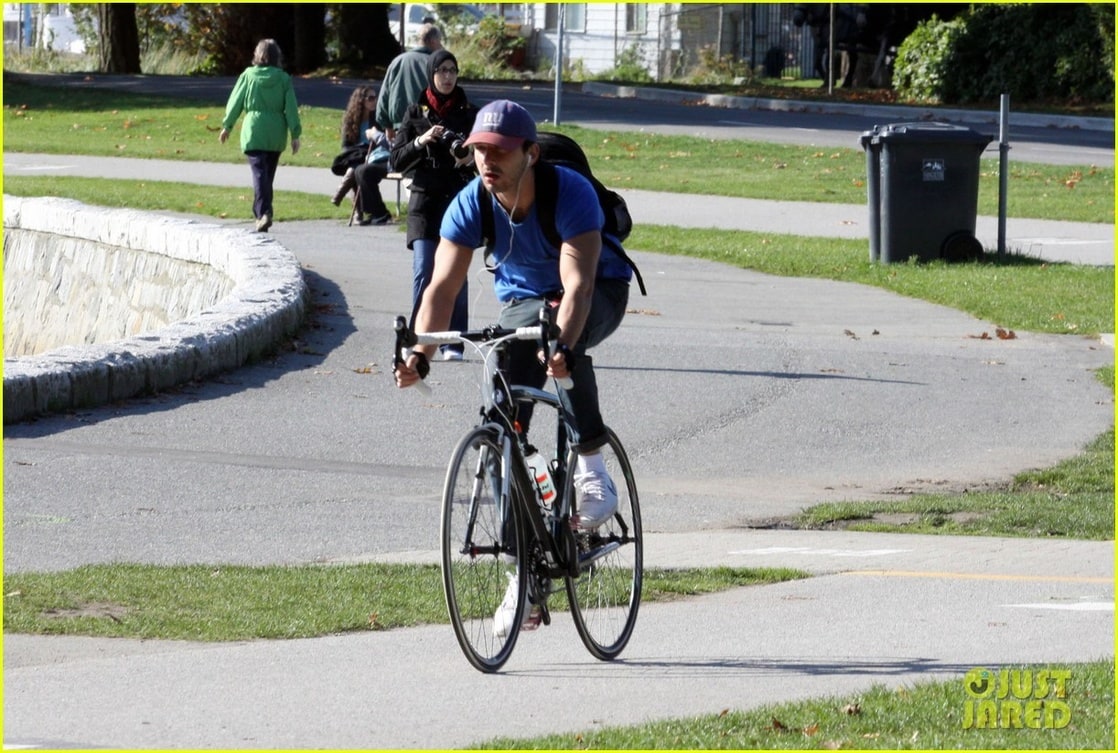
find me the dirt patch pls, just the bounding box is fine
[42,601,130,621]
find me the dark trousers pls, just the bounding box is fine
[245,150,280,220]
[498,278,629,452]
[412,238,469,351]
[355,161,390,217]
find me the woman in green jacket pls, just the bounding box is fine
[219,39,302,233]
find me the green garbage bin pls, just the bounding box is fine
[861,122,993,263]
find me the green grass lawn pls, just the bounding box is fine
[2,564,805,641]
[475,659,1114,750]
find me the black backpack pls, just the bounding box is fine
[479,131,646,295]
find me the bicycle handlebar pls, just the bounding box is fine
[392,307,574,391]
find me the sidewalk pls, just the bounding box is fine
[4,529,1113,749]
[3,208,1113,749]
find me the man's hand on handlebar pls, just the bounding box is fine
[543,346,572,382]
[394,351,429,389]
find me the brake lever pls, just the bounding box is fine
[393,316,432,393]
[538,307,573,390]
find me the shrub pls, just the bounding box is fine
[594,43,652,83]
[894,4,1115,105]
[893,14,966,104]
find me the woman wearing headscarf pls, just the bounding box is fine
[219,39,301,233]
[390,49,478,360]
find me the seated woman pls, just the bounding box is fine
[331,85,393,225]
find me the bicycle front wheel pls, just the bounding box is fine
[441,426,526,673]
[566,427,643,661]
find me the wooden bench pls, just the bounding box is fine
[386,171,406,215]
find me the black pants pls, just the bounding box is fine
[355,161,390,217]
[245,150,280,220]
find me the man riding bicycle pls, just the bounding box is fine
[394,99,632,531]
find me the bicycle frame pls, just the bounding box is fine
[394,312,580,579]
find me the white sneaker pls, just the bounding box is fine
[574,469,618,529]
[492,572,542,637]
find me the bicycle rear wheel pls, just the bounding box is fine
[566,427,643,660]
[441,426,526,673]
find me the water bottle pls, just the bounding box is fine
[524,448,557,509]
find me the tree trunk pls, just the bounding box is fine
[291,4,326,74]
[337,3,400,69]
[97,3,142,73]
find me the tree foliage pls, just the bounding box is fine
[894,3,1115,105]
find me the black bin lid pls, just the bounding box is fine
[864,121,993,147]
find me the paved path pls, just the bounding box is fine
[2,86,1114,749]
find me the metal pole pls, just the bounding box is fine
[552,4,564,125]
[827,4,835,94]
[998,93,1010,262]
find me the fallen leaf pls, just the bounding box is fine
[995,327,1017,340]
[770,717,789,731]
[368,612,380,628]
[843,703,862,715]
[719,708,730,717]
[843,329,859,340]
[803,722,820,736]
[353,363,379,375]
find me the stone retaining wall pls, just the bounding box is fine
[2,196,307,423]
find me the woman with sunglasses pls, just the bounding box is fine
[331,85,393,225]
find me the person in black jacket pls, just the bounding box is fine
[391,49,478,360]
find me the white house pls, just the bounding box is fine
[3,3,85,53]
[493,3,815,82]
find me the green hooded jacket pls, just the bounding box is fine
[222,64,302,153]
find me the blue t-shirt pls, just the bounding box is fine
[441,165,632,302]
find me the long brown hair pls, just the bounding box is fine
[341,85,376,145]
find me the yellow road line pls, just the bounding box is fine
[842,570,1113,584]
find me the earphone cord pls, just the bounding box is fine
[479,163,527,279]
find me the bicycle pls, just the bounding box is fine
[394,308,643,673]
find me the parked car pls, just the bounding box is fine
[387,3,486,46]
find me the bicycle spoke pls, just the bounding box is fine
[441,428,524,673]
[566,428,643,660]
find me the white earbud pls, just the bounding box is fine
[526,154,534,167]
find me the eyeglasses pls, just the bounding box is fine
[434,66,458,76]
[365,94,377,100]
